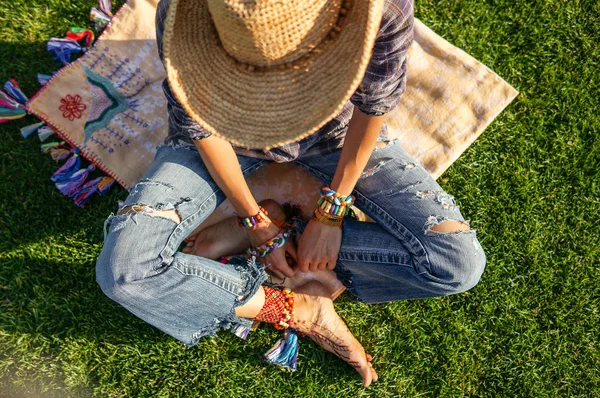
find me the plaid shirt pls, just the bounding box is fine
[156,0,414,162]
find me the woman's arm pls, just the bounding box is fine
[297,110,385,272]
[329,110,386,196]
[195,136,297,277]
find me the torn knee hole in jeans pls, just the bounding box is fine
[425,216,471,235]
[118,204,182,224]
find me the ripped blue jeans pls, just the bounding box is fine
[96,139,486,346]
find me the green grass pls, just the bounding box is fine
[1,0,599,396]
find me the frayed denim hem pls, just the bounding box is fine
[188,256,268,345]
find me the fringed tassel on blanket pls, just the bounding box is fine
[3,79,28,104]
[37,74,53,86]
[55,164,96,196]
[19,122,44,138]
[41,141,64,154]
[90,0,113,31]
[37,125,55,141]
[70,176,115,206]
[97,176,116,195]
[51,148,81,182]
[47,38,86,65]
[49,146,71,162]
[0,79,27,124]
[264,329,300,372]
[67,27,95,47]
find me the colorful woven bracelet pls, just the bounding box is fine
[320,186,356,206]
[237,206,269,228]
[312,208,343,228]
[317,196,350,217]
[246,228,292,258]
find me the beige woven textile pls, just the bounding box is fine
[27,0,518,221]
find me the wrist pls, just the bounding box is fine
[312,207,343,229]
[237,205,270,228]
[247,220,279,245]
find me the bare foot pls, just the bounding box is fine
[182,199,286,259]
[293,281,378,387]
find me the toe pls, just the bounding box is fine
[361,365,373,387]
[368,362,378,381]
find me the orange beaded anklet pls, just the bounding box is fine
[253,286,295,330]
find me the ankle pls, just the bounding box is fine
[253,286,296,329]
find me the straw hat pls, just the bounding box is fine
[162,0,385,150]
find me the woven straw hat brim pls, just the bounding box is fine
[163,0,384,150]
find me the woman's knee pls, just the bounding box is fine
[96,243,138,304]
[423,231,486,295]
[96,213,171,303]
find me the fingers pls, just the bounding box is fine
[327,258,337,270]
[300,259,336,272]
[273,262,296,277]
[182,240,194,254]
[267,249,297,277]
[298,259,310,273]
[267,267,286,280]
[285,241,298,262]
[312,260,335,271]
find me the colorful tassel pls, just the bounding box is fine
[41,141,64,154]
[37,126,55,142]
[0,80,27,124]
[70,176,104,206]
[264,329,299,372]
[20,122,45,138]
[37,74,53,86]
[47,38,85,64]
[55,164,96,196]
[231,325,252,340]
[51,148,80,182]
[97,176,116,195]
[67,27,95,47]
[49,147,71,162]
[99,0,112,15]
[90,0,112,32]
[0,108,26,123]
[90,8,111,31]
[3,79,28,104]
[0,90,22,109]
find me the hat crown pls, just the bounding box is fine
[207,0,343,66]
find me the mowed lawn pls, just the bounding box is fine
[0,0,598,396]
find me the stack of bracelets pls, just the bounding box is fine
[237,206,294,258]
[312,186,355,229]
[236,206,269,228]
[240,187,354,258]
[246,227,293,258]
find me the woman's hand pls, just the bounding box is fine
[248,222,298,278]
[297,218,342,272]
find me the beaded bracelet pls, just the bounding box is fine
[254,286,295,330]
[317,196,350,217]
[237,206,269,228]
[246,227,292,258]
[312,208,343,229]
[320,186,356,206]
